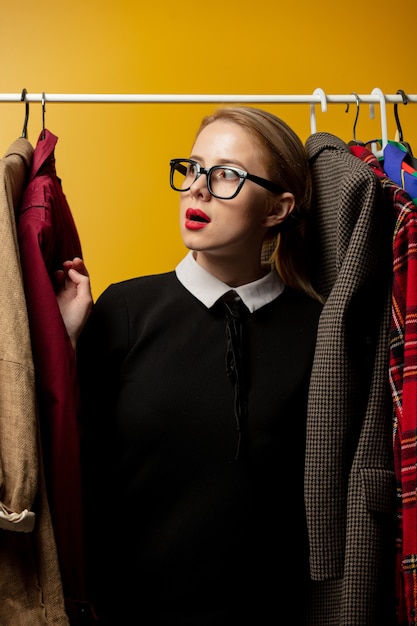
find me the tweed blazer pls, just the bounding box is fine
[0,138,68,625]
[304,133,397,625]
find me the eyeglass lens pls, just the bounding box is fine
[171,160,242,199]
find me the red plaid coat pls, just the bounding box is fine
[351,144,417,626]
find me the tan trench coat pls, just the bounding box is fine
[0,137,69,625]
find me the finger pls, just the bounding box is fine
[53,269,66,289]
[62,260,75,271]
[68,268,91,295]
[72,257,89,277]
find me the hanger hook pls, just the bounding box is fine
[369,88,388,151]
[393,89,408,143]
[345,92,360,141]
[41,92,46,140]
[310,88,327,134]
[21,88,29,139]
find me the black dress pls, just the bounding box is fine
[77,270,322,625]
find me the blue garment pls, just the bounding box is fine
[383,140,417,205]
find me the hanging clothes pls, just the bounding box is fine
[15,129,94,624]
[350,143,417,626]
[383,140,417,206]
[304,132,397,625]
[0,137,69,625]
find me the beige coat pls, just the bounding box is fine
[0,138,69,625]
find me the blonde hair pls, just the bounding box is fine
[196,106,323,303]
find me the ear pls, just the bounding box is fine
[263,192,295,229]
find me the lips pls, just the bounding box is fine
[185,208,211,230]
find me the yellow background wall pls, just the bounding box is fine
[1,0,416,299]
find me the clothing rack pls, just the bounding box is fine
[1,90,416,104]
[2,89,416,147]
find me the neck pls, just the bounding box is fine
[193,251,269,287]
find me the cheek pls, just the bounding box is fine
[179,193,189,216]
[238,195,268,225]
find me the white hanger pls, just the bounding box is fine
[369,87,388,157]
[310,88,327,134]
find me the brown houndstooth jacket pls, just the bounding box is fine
[304,133,397,625]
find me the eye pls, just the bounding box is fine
[186,162,198,177]
[215,167,240,181]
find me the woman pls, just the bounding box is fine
[57,107,323,625]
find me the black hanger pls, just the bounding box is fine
[394,89,408,142]
[345,92,380,151]
[346,93,363,146]
[393,89,417,168]
[21,88,29,139]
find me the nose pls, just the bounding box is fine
[189,171,211,198]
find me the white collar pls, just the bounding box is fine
[175,251,285,312]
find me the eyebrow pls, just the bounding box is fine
[189,155,248,170]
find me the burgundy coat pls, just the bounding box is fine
[16,129,91,621]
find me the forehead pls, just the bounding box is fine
[192,120,262,162]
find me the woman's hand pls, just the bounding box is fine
[55,257,93,350]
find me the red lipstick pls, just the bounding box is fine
[185,208,211,230]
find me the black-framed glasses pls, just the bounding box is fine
[170,158,284,200]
